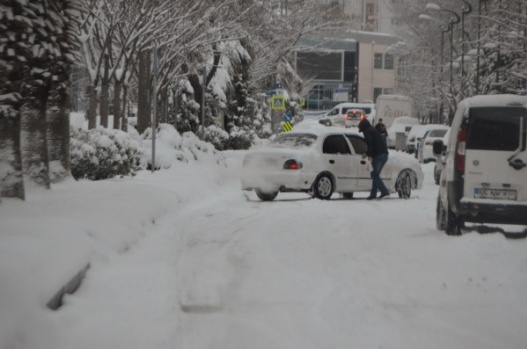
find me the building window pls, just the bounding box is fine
[384,54,394,70]
[374,53,383,69]
[373,87,383,102]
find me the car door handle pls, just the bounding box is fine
[329,160,335,164]
[360,160,366,165]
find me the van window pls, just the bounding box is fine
[467,107,527,151]
[328,108,339,116]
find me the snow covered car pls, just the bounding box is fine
[241,127,424,201]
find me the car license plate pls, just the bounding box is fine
[474,188,517,200]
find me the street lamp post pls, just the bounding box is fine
[419,12,457,124]
[476,0,490,94]
[457,0,473,79]
[425,4,460,86]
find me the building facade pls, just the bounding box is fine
[295,31,401,105]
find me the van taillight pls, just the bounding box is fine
[455,121,468,174]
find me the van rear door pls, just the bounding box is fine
[463,107,527,202]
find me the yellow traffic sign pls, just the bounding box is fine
[271,95,286,111]
[282,121,293,132]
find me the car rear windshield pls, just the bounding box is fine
[271,133,317,148]
[467,107,527,151]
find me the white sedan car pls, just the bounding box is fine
[241,127,424,201]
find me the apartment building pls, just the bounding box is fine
[295,31,401,104]
[342,0,398,34]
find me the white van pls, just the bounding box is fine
[435,95,527,235]
[319,102,376,127]
[375,94,414,128]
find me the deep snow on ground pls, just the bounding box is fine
[1,116,527,349]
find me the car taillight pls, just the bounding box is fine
[283,159,302,170]
[455,121,468,174]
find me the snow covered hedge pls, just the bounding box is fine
[70,128,143,180]
[69,123,224,180]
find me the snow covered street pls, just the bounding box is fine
[2,149,527,349]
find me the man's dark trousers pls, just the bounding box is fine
[370,153,389,198]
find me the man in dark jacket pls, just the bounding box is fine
[358,118,390,199]
[375,118,388,146]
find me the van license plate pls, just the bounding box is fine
[474,188,517,200]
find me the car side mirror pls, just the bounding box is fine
[433,139,443,156]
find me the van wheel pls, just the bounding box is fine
[255,189,278,201]
[436,196,447,230]
[445,202,462,236]
[324,120,332,127]
[313,174,334,200]
[396,172,412,199]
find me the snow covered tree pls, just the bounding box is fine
[0,0,81,198]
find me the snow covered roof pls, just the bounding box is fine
[461,94,527,108]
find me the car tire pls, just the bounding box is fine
[439,197,462,236]
[342,192,354,199]
[255,189,278,201]
[324,120,332,127]
[313,174,334,200]
[396,172,412,199]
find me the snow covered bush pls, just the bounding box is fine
[203,125,229,150]
[70,128,143,180]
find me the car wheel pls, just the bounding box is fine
[313,174,334,200]
[324,120,332,127]
[436,196,447,230]
[255,189,278,201]
[396,172,412,199]
[342,192,354,199]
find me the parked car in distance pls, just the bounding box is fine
[386,116,420,150]
[319,102,376,127]
[406,124,442,155]
[417,125,450,163]
[435,94,527,236]
[241,126,424,201]
[344,108,366,128]
[433,129,450,185]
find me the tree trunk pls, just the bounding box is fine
[113,80,122,130]
[100,55,110,128]
[188,73,202,133]
[0,115,25,199]
[46,86,71,183]
[121,84,128,132]
[87,84,98,129]
[20,86,51,189]
[137,50,151,134]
